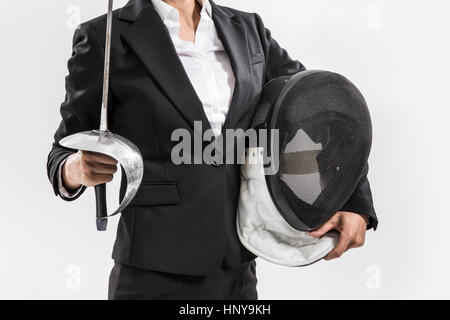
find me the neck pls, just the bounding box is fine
[163,0,201,17]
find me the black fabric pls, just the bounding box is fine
[341,164,378,230]
[127,181,180,206]
[47,0,374,277]
[108,261,258,300]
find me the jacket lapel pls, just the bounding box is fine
[119,0,212,132]
[211,2,252,132]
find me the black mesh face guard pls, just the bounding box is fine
[253,70,372,231]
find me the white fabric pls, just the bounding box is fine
[237,148,339,267]
[59,0,235,198]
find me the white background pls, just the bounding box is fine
[0,0,449,299]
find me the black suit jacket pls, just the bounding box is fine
[47,0,377,276]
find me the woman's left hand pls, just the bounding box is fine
[310,211,368,260]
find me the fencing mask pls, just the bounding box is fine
[237,70,372,267]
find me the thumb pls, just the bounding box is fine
[310,221,337,237]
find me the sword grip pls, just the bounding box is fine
[95,184,108,231]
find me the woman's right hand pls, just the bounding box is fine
[62,150,118,191]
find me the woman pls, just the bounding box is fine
[47,0,376,300]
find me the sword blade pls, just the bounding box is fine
[100,0,114,132]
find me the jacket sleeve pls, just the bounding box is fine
[47,23,105,201]
[254,13,306,82]
[254,14,378,230]
[341,165,378,230]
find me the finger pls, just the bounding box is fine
[88,152,118,165]
[324,235,351,260]
[348,232,366,249]
[309,223,335,237]
[85,162,118,175]
[82,173,114,187]
[310,215,340,237]
[83,151,118,165]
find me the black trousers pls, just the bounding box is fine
[108,261,258,300]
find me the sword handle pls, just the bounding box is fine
[95,184,108,231]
